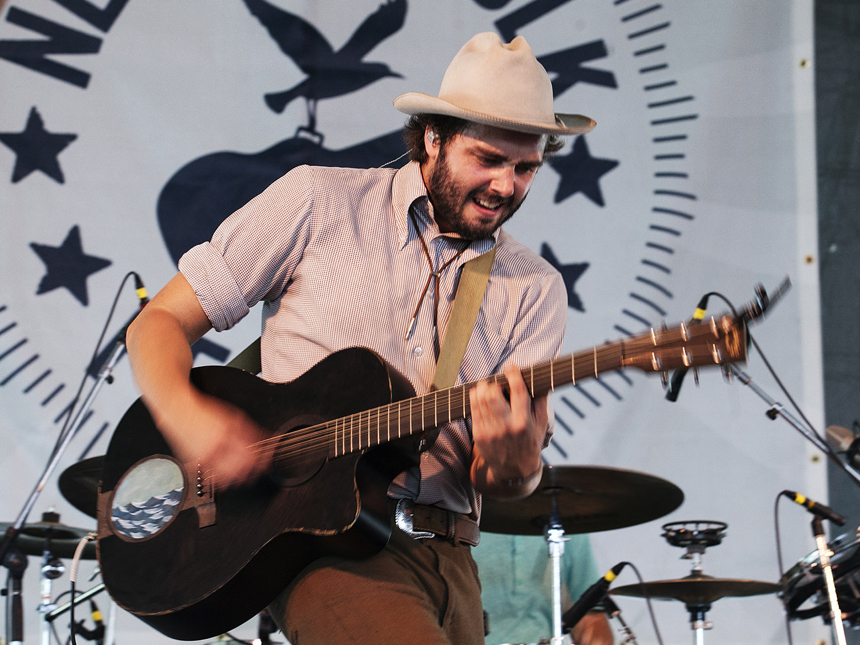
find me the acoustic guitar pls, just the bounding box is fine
[96,314,746,639]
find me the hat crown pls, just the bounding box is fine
[438,33,556,127]
[392,32,595,136]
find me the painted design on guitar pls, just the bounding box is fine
[110,457,184,540]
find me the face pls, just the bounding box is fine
[422,123,545,239]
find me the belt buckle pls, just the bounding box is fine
[394,499,435,540]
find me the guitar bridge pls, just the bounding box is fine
[193,460,216,528]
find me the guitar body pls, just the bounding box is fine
[97,347,419,640]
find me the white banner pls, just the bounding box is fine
[0,1,825,643]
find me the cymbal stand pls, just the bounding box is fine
[36,535,65,645]
[810,515,848,645]
[662,521,726,645]
[685,601,712,645]
[545,487,568,645]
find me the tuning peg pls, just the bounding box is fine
[721,364,734,384]
[693,367,700,386]
[661,371,668,388]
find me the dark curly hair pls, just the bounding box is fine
[402,114,565,163]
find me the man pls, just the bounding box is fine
[475,532,614,645]
[126,32,595,644]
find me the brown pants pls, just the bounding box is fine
[269,528,484,644]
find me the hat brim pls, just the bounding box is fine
[393,92,595,136]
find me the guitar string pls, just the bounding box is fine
[212,338,663,468]
[229,344,628,470]
[198,322,733,484]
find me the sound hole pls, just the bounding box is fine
[110,457,184,540]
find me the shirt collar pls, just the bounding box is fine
[392,160,499,257]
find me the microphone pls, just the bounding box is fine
[112,273,149,345]
[826,425,860,469]
[90,600,105,645]
[665,294,709,402]
[133,272,150,309]
[72,600,105,644]
[86,273,150,378]
[562,562,626,633]
[782,490,846,526]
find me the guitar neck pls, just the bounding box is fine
[326,313,747,458]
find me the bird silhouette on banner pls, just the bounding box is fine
[242,0,407,131]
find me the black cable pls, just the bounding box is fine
[774,493,794,645]
[70,579,78,645]
[708,290,843,467]
[620,561,664,645]
[50,271,141,459]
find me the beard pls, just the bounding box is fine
[426,148,526,240]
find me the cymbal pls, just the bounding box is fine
[611,574,780,604]
[58,455,104,519]
[0,521,96,559]
[480,465,683,535]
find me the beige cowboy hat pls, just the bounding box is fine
[393,32,595,136]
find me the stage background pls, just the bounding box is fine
[0,1,837,644]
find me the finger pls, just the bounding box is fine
[470,380,489,436]
[504,365,533,430]
[532,393,549,431]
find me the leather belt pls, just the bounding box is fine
[394,498,480,546]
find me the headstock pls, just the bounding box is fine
[621,315,747,374]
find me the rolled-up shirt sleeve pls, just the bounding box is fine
[178,165,315,331]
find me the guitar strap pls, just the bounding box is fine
[431,245,496,390]
[226,335,262,374]
[226,246,497,385]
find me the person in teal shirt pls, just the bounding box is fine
[475,532,614,645]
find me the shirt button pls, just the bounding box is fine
[413,346,423,357]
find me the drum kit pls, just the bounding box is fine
[0,457,852,644]
[479,466,847,645]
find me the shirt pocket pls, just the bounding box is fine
[459,322,510,383]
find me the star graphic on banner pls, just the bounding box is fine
[548,135,618,205]
[540,243,588,312]
[0,107,77,183]
[30,225,112,306]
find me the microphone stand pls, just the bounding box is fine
[809,516,848,645]
[601,595,638,644]
[728,365,860,488]
[729,365,855,640]
[0,338,127,642]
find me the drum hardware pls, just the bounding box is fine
[0,521,96,562]
[481,465,684,645]
[611,520,780,645]
[599,595,638,644]
[778,493,849,645]
[58,456,104,520]
[0,352,121,639]
[3,540,27,645]
[0,511,96,645]
[662,520,727,574]
[781,527,860,626]
[0,277,143,643]
[479,465,684,536]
